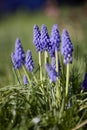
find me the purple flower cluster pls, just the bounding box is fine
[33,24,61,56]
[25,50,34,72]
[45,63,58,82]
[82,73,87,91]
[61,29,73,64]
[23,75,29,85]
[11,38,25,69]
[11,24,74,84]
[33,25,41,52]
[40,24,50,52]
[49,24,61,57]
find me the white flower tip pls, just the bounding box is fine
[32,117,40,124]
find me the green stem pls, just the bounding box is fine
[22,65,31,83]
[55,49,59,73]
[38,51,42,81]
[66,63,70,98]
[44,51,48,65]
[44,51,48,78]
[55,49,61,105]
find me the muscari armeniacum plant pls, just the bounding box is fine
[61,29,73,98]
[11,25,74,110]
[8,24,87,129]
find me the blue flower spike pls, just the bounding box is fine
[61,29,73,65]
[49,24,61,57]
[25,50,34,72]
[40,24,50,52]
[33,24,41,52]
[11,38,25,69]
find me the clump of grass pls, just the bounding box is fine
[0,24,87,130]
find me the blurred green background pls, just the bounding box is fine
[0,4,87,86]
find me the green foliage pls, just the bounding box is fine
[0,71,87,130]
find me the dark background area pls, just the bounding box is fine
[0,0,86,14]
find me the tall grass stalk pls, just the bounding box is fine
[12,67,21,85]
[32,72,38,83]
[71,120,87,130]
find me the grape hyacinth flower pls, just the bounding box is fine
[25,50,34,72]
[11,38,25,69]
[23,75,29,85]
[33,25,41,52]
[45,63,58,82]
[40,24,50,66]
[82,73,87,91]
[49,24,61,57]
[40,24,50,52]
[61,29,73,64]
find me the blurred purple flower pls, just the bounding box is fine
[45,63,58,82]
[11,52,21,69]
[40,24,50,52]
[11,38,25,69]
[49,24,61,57]
[51,57,61,73]
[23,75,29,85]
[82,73,87,91]
[61,29,73,64]
[33,24,41,52]
[25,50,34,72]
